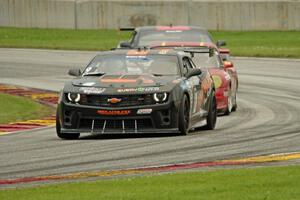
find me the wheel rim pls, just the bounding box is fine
[228,95,232,113]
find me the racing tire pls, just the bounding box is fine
[232,92,237,112]
[205,94,217,130]
[178,95,190,135]
[56,112,80,140]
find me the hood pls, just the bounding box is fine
[71,74,180,89]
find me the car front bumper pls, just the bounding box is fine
[215,87,229,112]
[57,99,180,134]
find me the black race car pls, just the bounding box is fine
[56,48,217,139]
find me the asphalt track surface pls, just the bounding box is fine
[0,48,300,183]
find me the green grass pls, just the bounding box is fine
[1,166,300,200]
[0,27,300,58]
[0,93,52,124]
[211,31,300,58]
[0,27,130,51]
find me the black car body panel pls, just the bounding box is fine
[56,49,216,137]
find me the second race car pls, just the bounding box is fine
[147,43,238,115]
[118,25,230,60]
[187,47,238,115]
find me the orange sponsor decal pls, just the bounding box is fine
[101,76,154,84]
[101,79,137,83]
[97,110,131,116]
[139,76,154,84]
[127,50,149,56]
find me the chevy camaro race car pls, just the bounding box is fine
[118,26,230,60]
[56,49,217,139]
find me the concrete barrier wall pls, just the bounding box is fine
[190,1,300,30]
[1,0,300,30]
[0,0,75,29]
[76,1,190,29]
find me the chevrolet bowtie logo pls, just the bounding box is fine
[107,98,122,104]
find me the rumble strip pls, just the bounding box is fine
[0,84,57,135]
[1,152,299,185]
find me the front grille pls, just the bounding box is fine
[79,118,153,132]
[80,94,154,107]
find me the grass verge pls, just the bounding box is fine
[0,93,52,124]
[0,27,300,58]
[1,166,299,200]
[0,27,130,51]
[211,31,300,58]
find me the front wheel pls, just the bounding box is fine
[205,94,217,130]
[56,112,80,140]
[178,95,190,135]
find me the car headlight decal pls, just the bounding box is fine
[212,75,222,89]
[153,92,168,103]
[67,93,81,103]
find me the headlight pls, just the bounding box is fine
[67,93,80,103]
[153,92,168,103]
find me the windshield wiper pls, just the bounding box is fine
[83,72,106,76]
[152,73,164,76]
[152,74,176,76]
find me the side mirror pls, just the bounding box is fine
[119,41,132,48]
[186,68,202,79]
[216,40,226,47]
[223,61,234,69]
[68,68,81,76]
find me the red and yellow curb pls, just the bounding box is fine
[0,84,58,134]
[1,152,299,185]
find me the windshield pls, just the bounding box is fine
[192,52,221,69]
[83,55,180,76]
[137,29,213,46]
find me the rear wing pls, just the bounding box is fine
[119,27,135,31]
[149,45,215,57]
[178,47,215,57]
